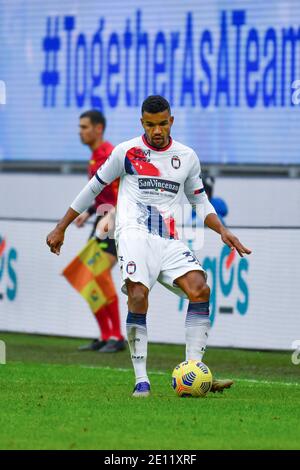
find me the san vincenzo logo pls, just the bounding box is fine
[179,245,249,325]
[0,235,18,302]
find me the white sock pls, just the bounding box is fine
[126,312,149,385]
[185,301,211,361]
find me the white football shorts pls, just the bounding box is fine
[116,229,206,298]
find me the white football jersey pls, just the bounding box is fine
[94,135,210,240]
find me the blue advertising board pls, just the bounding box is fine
[0,0,299,163]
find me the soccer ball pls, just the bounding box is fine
[172,360,213,397]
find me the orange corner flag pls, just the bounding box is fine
[62,239,117,313]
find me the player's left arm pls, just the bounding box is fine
[204,212,251,257]
[184,152,252,258]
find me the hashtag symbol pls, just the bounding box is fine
[41,17,60,107]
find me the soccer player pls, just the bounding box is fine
[47,96,251,396]
[74,110,125,353]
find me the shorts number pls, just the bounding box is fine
[182,251,199,264]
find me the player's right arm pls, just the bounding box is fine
[46,145,124,255]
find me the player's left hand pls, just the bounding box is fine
[220,228,252,257]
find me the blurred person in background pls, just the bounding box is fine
[75,110,125,353]
[188,174,228,230]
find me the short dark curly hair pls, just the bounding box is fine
[80,110,106,130]
[141,95,171,115]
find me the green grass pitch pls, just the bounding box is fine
[0,333,299,450]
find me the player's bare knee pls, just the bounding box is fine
[188,283,210,302]
[127,283,148,312]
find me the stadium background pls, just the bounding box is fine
[1,0,300,351]
[1,0,300,452]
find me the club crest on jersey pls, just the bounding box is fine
[126,261,136,275]
[171,156,181,169]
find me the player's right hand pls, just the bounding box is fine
[46,227,65,255]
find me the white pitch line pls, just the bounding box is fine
[16,362,300,386]
[233,378,300,387]
[79,365,300,387]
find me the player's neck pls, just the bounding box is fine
[143,134,172,151]
[90,138,104,152]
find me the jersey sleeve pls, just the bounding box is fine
[71,144,124,214]
[184,150,205,195]
[96,143,125,184]
[184,151,216,219]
